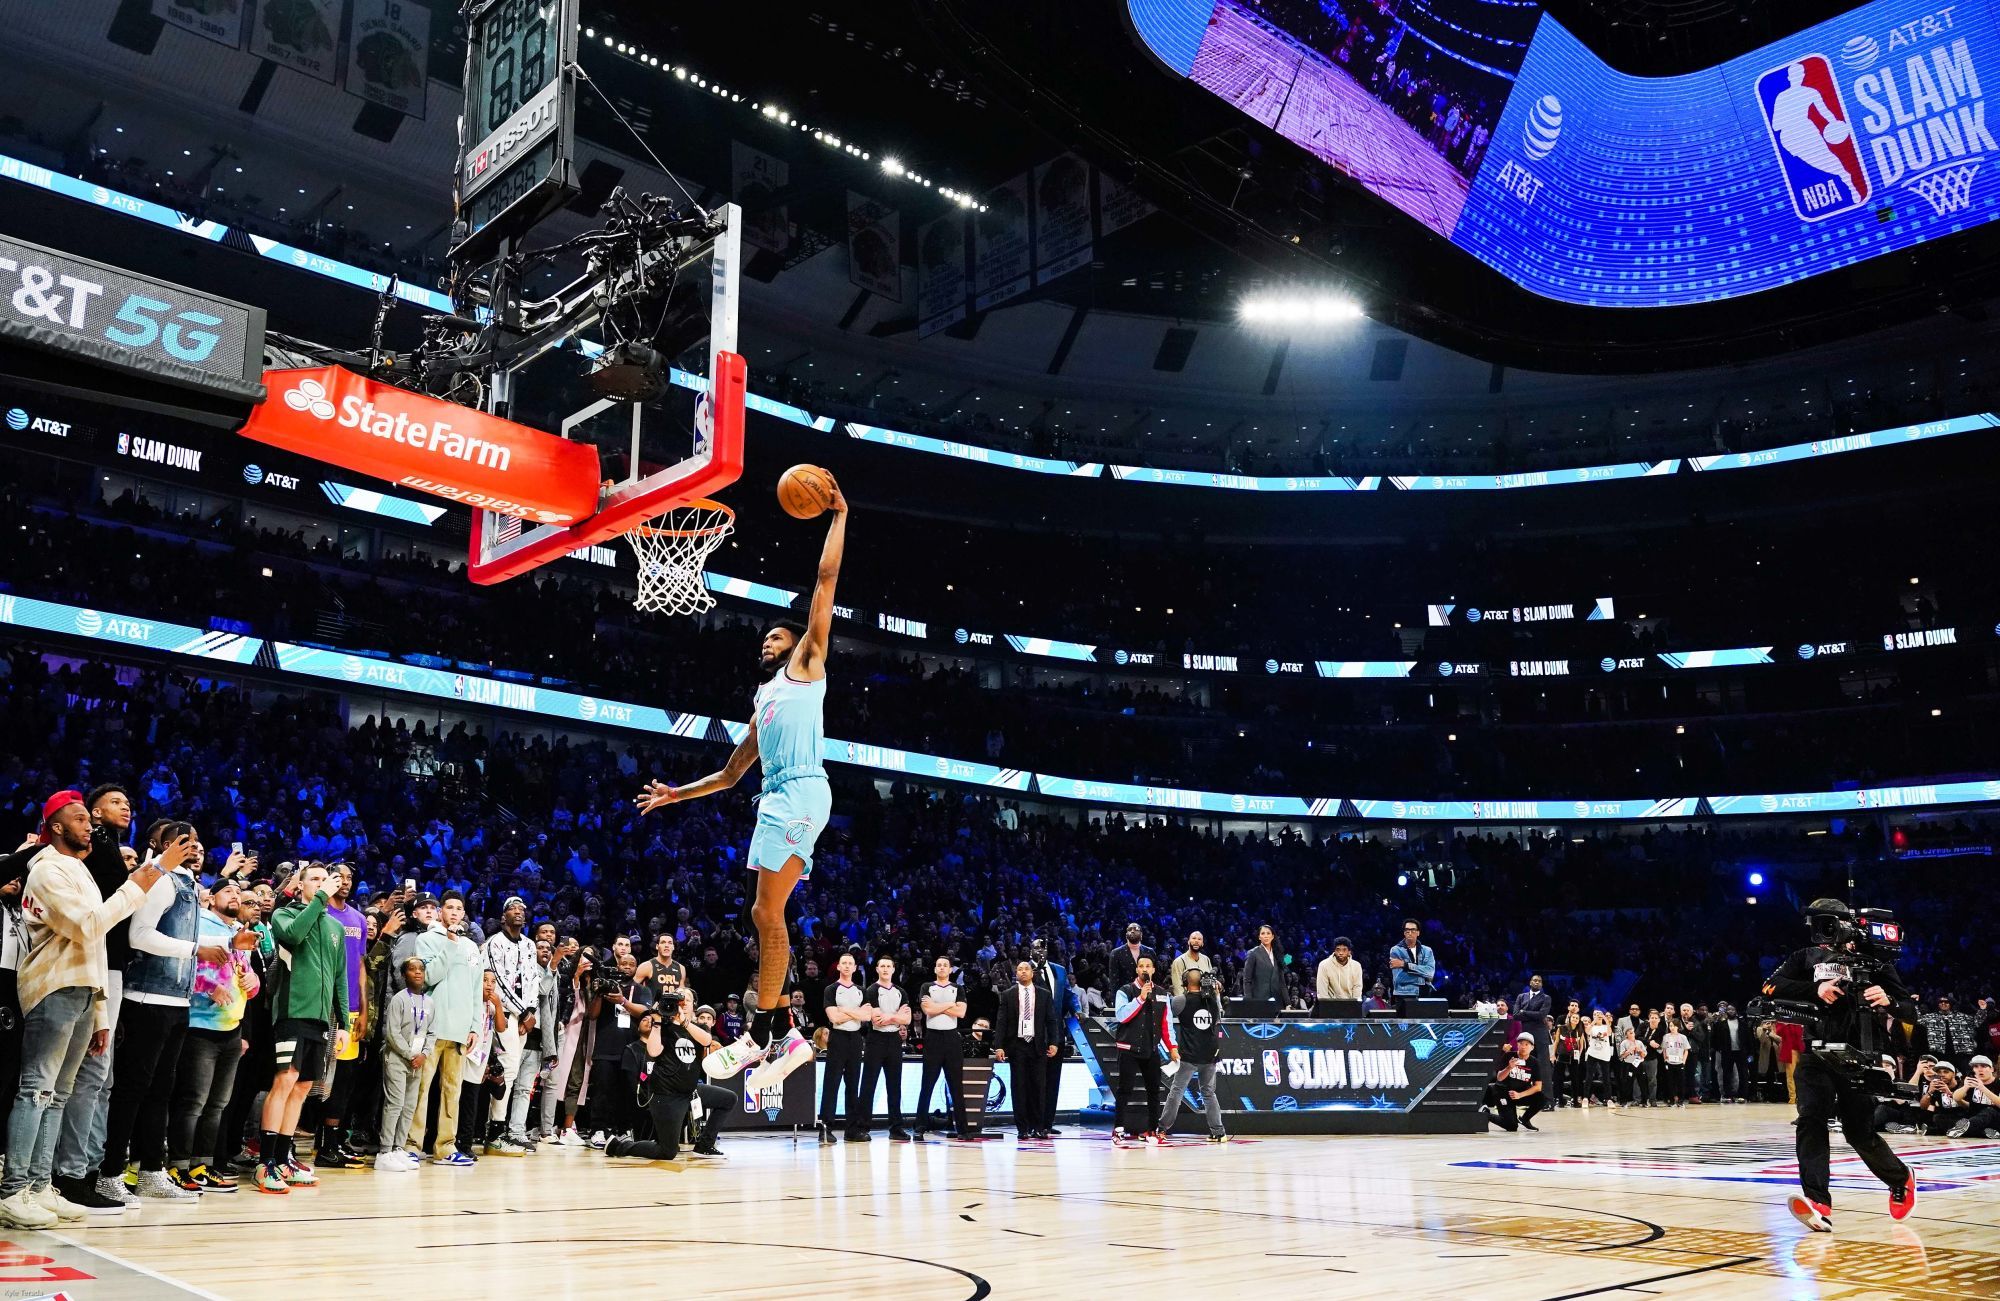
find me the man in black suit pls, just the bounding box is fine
[1108,923,1155,992]
[996,960,1058,1139]
[1029,937,1075,1135]
[1517,974,1554,1087]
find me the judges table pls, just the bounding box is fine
[1076,1014,1507,1134]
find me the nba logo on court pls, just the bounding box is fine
[1756,55,1871,221]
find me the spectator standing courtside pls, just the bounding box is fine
[410,891,482,1167]
[257,862,349,1194]
[4,793,162,1227]
[170,878,259,1191]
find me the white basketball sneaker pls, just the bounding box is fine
[744,1029,815,1092]
[703,1034,769,1081]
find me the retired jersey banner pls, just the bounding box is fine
[1034,154,1093,284]
[346,0,430,118]
[153,0,249,48]
[973,173,1033,310]
[845,191,902,301]
[241,367,600,524]
[252,0,343,83]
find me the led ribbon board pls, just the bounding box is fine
[2,591,1997,821]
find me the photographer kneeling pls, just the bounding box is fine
[607,993,736,1163]
[1159,968,1229,1143]
[1761,899,1919,1233]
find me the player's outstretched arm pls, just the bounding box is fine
[636,724,758,812]
[793,476,848,680]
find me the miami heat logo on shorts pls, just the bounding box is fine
[1756,54,1872,222]
[783,819,812,846]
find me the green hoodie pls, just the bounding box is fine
[271,891,350,1026]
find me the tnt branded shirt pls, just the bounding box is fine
[825,979,864,1032]
[647,1022,702,1097]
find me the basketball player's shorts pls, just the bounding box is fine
[748,770,832,880]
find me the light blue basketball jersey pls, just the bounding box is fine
[754,670,826,780]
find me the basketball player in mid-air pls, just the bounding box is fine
[635,473,847,1092]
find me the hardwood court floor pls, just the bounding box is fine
[18,1105,2000,1299]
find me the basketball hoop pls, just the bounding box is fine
[1908,161,1980,217]
[623,498,735,615]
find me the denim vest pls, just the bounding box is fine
[125,870,200,999]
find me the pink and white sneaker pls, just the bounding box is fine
[744,1029,814,1092]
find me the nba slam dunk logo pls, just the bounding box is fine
[1757,55,1872,220]
[1756,14,1993,224]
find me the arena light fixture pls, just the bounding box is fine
[1238,295,1365,325]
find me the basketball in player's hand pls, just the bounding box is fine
[1823,120,1852,146]
[777,464,837,519]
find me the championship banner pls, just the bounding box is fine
[731,142,791,255]
[973,173,1032,310]
[153,0,249,48]
[345,0,430,119]
[1034,154,1093,285]
[241,367,600,524]
[251,0,343,84]
[845,191,902,301]
[917,212,969,337]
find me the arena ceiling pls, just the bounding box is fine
[603,0,1998,371]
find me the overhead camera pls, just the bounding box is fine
[586,339,668,401]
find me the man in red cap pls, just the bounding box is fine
[0,793,162,1229]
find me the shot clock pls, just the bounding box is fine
[453,0,581,259]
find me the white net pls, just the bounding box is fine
[1908,162,1980,217]
[623,500,735,616]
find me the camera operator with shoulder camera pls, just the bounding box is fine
[606,991,735,1162]
[1760,899,1919,1233]
[1158,967,1229,1142]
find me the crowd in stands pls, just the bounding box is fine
[0,638,1996,1217]
[3,476,1997,805]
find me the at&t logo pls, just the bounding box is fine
[1798,643,1817,659]
[244,464,265,484]
[74,608,103,637]
[1522,94,1563,159]
[578,696,599,720]
[1114,649,1129,665]
[4,408,25,431]
[1438,662,1454,677]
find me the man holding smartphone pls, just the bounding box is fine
[255,862,349,1194]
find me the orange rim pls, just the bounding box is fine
[628,498,735,539]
